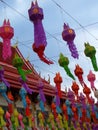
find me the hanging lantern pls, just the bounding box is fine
[48,113,56,129]
[54,72,62,98]
[37,94,45,112]
[5,111,11,128]
[25,95,31,117]
[18,113,24,129]
[38,112,45,129]
[84,42,98,71]
[74,64,84,85]
[83,83,91,104]
[62,103,68,121]
[0,107,6,128]
[62,23,79,59]
[51,101,57,118]
[0,19,14,60]
[54,88,62,114]
[71,81,79,100]
[37,79,46,103]
[19,87,27,108]
[13,54,32,81]
[28,1,53,64]
[58,53,75,80]
[79,93,86,122]
[13,108,19,128]
[7,91,14,114]
[87,70,96,91]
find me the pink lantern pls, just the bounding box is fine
[87,70,96,91]
[0,19,14,60]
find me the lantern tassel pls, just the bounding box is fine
[64,65,75,80]
[38,53,54,65]
[67,41,79,59]
[90,55,98,71]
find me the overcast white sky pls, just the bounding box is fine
[0,0,98,101]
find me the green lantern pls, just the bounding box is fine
[84,42,98,71]
[13,54,32,81]
[58,53,75,80]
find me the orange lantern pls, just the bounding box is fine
[54,72,62,98]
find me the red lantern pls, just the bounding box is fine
[25,95,31,117]
[51,102,57,118]
[83,83,91,104]
[62,103,68,120]
[54,72,62,98]
[0,19,14,60]
[71,81,79,100]
[7,91,14,115]
[74,64,84,85]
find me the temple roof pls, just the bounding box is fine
[0,42,66,99]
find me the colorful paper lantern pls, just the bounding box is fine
[13,54,32,81]
[37,79,46,103]
[0,107,6,128]
[28,1,53,64]
[13,108,19,128]
[87,70,96,91]
[54,72,62,98]
[62,23,79,59]
[25,95,31,117]
[67,89,78,121]
[23,117,29,130]
[51,102,57,118]
[11,115,16,130]
[5,111,11,127]
[58,53,75,80]
[83,83,91,104]
[79,93,86,122]
[53,88,62,114]
[37,80,46,112]
[0,19,14,60]
[19,87,27,108]
[37,94,45,112]
[18,113,24,129]
[7,91,14,114]
[71,81,79,100]
[74,64,84,85]
[65,99,73,126]
[48,113,56,129]
[38,112,44,129]
[84,42,98,71]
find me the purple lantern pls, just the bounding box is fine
[62,23,79,59]
[28,1,53,64]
